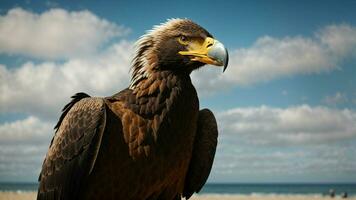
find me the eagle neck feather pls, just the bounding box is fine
[112,70,195,158]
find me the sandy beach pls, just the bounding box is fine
[0,192,35,200]
[0,192,355,200]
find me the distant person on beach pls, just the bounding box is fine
[341,192,348,198]
[329,189,335,198]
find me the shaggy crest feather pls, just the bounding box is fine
[129,18,189,89]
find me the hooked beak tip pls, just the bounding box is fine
[223,48,229,72]
[207,39,229,72]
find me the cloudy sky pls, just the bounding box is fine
[0,0,356,183]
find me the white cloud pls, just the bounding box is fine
[227,36,336,85]
[0,41,133,118]
[0,144,48,182]
[210,144,356,182]
[0,116,53,181]
[318,24,356,58]
[192,24,356,95]
[208,105,356,182]
[0,8,129,59]
[218,105,356,145]
[323,92,348,105]
[0,116,52,145]
[0,7,134,121]
[191,67,228,96]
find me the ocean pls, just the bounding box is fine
[200,183,356,196]
[1,183,355,196]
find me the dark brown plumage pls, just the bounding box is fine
[37,18,228,200]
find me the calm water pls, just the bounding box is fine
[1,182,355,196]
[201,183,356,196]
[0,182,38,192]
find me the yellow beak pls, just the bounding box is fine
[179,37,229,72]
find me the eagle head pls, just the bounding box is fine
[130,18,228,88]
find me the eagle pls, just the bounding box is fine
[37,18,228,200]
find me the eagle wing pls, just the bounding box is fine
[37,93,107,200]
[183,109,218,199]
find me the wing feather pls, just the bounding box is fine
[183,109,218,199]
[37,93,106,200]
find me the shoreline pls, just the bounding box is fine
[1,192,356,200]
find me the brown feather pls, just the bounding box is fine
[37,95,106,200]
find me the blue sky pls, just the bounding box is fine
[0,0,356,183]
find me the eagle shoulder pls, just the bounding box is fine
[37,93,107,200]
[183,108,218,199]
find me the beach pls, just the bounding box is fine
[0,192,35,200]
[1,192,355,200]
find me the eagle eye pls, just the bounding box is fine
[178,35,189,45]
